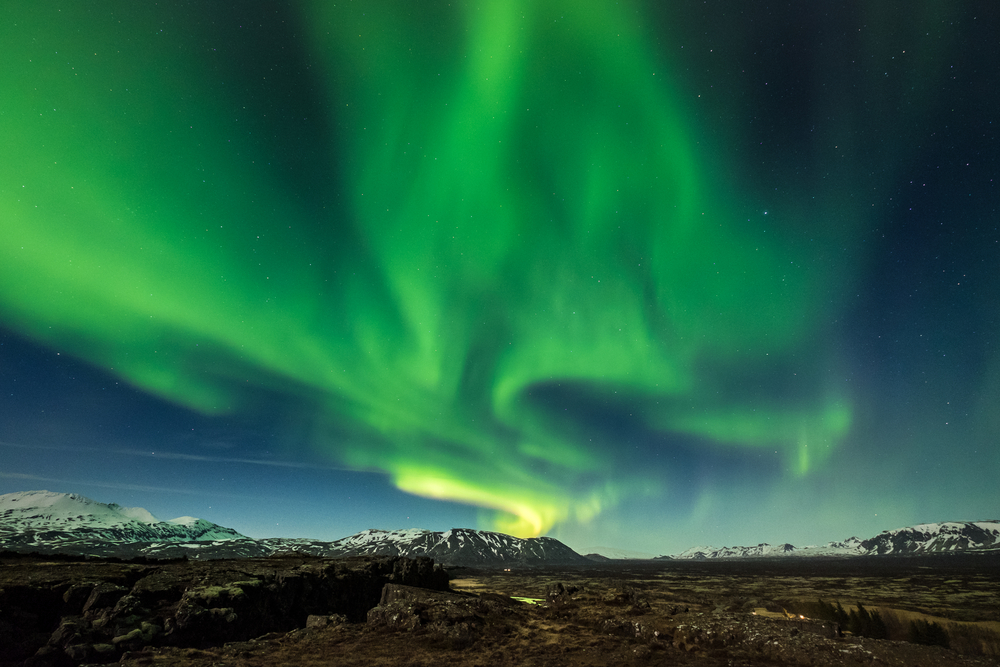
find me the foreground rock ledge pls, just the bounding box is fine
[0,553,448,666]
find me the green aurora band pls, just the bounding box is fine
[1,2,851,536]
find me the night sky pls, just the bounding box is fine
[1,2,997,556]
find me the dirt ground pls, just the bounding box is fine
[117,554,1000,667]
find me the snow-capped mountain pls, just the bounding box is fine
[315,527,590,567]
[668,521,999,559]
[581,546,657,560]
[0,491,589,566]
[12,490,993,566]
[673,543,803,559]
[0,490,246,554]
[143,529,590,566]
[860,522,1000,555]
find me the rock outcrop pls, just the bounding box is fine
[0,553,449,666]
[366,583,524,649]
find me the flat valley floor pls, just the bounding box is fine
[116,554,1000,667]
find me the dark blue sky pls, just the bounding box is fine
[1,1,997,555]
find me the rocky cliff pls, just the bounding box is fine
[0,553,449,666]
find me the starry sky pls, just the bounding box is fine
[1,1,997,556]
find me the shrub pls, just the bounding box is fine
[909,619,950,649]
[803,600,886,639]
[848,604,887,639]
[808,599,849,626]
[946,622,1000,657]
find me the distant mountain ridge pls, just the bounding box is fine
[667,521,1000,559]
[860,521,1000,555]
[0,490,246,549]
[6,491,997,564]
[263,528,589,567]
[0,491,587,566]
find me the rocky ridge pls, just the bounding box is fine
[0,552,449,666]
[114,562,1000,667]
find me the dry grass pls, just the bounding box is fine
[875,607,1000,657]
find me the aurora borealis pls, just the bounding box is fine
[2,2,997,554]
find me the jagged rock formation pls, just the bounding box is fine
[0,553,449,666]
[365,583,525,648]
[104,562,1000,667]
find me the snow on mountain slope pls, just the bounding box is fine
[0,491,588,565]
[668,521,1000,559]
[792,537,867,557]
[311,527,590,567]
[0,490,151,529]
[0,490,246,550]
[113,505,160,524]
[9,490,995,565]
[580,546,656,560]
[673,543,800,559]
[170,528,590,565]
[860,521,1000,555]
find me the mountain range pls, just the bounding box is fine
[0,490,244,546]
[2,490,998,565]
[669,521,1000,559]
[0,491,587,566]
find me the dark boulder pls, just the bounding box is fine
[367,583,523,648]
[82,582,128,616]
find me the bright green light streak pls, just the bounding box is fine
[1,1,851,536]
